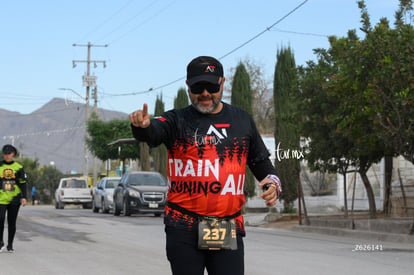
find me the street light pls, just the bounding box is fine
[59,87,85,101]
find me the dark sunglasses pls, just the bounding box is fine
[190,83,221,94]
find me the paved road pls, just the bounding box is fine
[1,205,413,275]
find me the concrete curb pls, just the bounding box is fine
[291,225,414,243]
[244,211,414,244]
[304,217,414,234]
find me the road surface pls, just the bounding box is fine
[1,205,413,275]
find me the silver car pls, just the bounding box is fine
[92,177,121,213]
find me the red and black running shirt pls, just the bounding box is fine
[131,103,276,218]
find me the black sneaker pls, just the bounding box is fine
[6,245,14,253]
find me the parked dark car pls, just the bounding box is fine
[113,171,168,216]
[92,177,121,213]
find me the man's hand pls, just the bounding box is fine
[21,198,27,207]
[129,103,150,128]
[259,179,278,207]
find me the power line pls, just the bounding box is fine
[98,0,309,97]
[0,104,83,119]
[2,126,85,140]
[95,0,162,44]
[80,0,172,45]
[105,0,176,45]
[219,0,309,60]
[3,1,309,114]
[76,0,135,44]
[272,28,329,38]
[99,75,184,97]
[0,94,50,100]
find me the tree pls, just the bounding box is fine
[231,62,253,113]
[87,116,139,161]
[15,157,40,203]
[12,157,64,205]
[36,164,63,204]
[231,62,256,198]
[227,57,274,134]
[273,46,300,213]
[296,0,414,218]
[298,58,355,217]
[356,0,414,164]
[152,94,168,177]
[140,143,151,171]
[87,115,140,174]
[298,33,382,218]
[322,1,414,218]
[343,0,414,215]
[174,87,189,109]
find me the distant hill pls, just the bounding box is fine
[0,97,128,173]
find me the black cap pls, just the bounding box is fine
[187,56,223,86]
[2,144,17,154]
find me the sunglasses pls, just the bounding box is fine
[190,83,221,95]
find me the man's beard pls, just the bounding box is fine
[191,94,222,114]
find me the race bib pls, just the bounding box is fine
[198,217,237,250]
[2,180,16,192]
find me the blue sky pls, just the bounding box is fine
[1,0,401,116]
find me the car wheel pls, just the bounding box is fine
[123,198,131,216]
[92,199,99,213]
[154,213,162,217]
[55,201,59,209]
[114,200,121,216]
[102,198,109,214]
[58,201,64,209]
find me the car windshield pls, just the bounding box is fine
[105,179,120,189]
[129,173,167,186]
[64,179,87,188]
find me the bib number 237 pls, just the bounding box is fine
[198,218,237,250]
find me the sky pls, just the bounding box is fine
[1,0,402,117]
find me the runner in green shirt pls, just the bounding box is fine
[0,144,27,253]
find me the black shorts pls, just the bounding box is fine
[165,224,244,275]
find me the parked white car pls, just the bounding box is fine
[55,177,92,209]
[92,177,121,213]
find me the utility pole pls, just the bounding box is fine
[92,86,99,185]
[93,86,98,114]
[72,42,107,182]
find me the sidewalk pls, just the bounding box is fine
[244,202,414,243]
[290,215,414,243]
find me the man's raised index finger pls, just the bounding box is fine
[143,103,148,116]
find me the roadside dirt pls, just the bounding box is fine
[257,212,407,230]
[255,214,300,229]
[259,219,299,229]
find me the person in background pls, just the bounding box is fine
[0,144,27,253]
[129,56,281,275]
[31,185,37,205]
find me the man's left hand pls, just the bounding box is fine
[259,179,278,207]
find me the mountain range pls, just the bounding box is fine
[0,98,128,173]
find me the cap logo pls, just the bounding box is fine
[186,56,223,85]
[205,65,216,73]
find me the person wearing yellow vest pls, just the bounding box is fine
[0,144,27,253]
